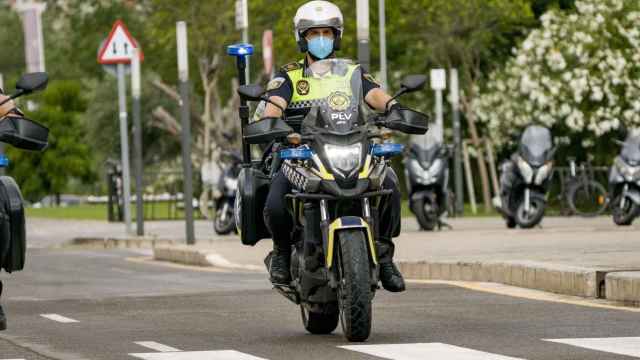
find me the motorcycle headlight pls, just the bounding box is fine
[517,156,534,184]
[616,157,640,181]
[324,143,363,178]
[534,161,553,185]
[427,159,444,179]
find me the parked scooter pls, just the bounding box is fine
[213,148,241,235]
[609,134,640,226]
[404,133,451,230]
[494,125,555,229]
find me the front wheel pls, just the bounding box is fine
[612,196,640,226]
[411,197,438,231]
[515,197,545,229]
[568,181,608,217]
[213,202,236,235]
[337,229,372,342]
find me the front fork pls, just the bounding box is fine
[621,184,630,209]
[524,188,531,214]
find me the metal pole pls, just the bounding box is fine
[131,48,144,236]
[177,21,195,245]
[356,0,370,72]
[236,55,251,163]
[117,63,133,234]
[434,90,444,143]
[242,0,250,83]
[378,0,387,90]
[450,69,464,215]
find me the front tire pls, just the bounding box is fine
[412,198,437,231]
[301,304,339,335]
[214,204,236,235]
[612,196,640,226]
[337,230,372,342]
[515,197,545,229]
[568,181,608,217]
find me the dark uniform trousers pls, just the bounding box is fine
[264,168,402,263]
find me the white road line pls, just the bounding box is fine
[340,343,527,360]
[39,313,79,323]
[128,350,268,360]
[544,337,640,357]
[134,342,182,352]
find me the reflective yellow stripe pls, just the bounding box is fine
[359,155,372,179]
[326,217,378,268]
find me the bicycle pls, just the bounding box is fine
[558,158,608,217]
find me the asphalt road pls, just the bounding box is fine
[1,249,640,360]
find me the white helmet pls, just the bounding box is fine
[294,1,344,53]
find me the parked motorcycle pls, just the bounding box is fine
[213,149,241,235]
[236,59,429,342]
[609,134,640,225]
[494,125,555,229]
[404,134,451,230]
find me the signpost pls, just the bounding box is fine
[450,69,464,215]
[177,21,195,245]
[98,20,144,235]
[430,69,446,144]
[131,47,144,236]
[356,0,370,72]
[262,30,274,79]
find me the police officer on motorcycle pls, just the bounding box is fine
[261,0,406,292]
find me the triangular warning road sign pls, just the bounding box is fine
[98,20,144,65]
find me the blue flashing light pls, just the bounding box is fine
[0,155,9,168]
[372,143,404,158]
[280,148,313,160]
[227,43,254,57]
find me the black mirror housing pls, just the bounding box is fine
[400,74,427,93]
[244,117,293,144]
[238,84,266,101]
[16,73,48,94]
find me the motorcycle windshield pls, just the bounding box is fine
[410,133,441,166]
[621,135,640,166]
[300,59,364,134]
[519,125,553,166]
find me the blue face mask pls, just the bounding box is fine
[307,35,334,60]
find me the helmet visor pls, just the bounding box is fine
[297,17,343,34]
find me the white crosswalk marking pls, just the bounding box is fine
[40,313,79,323]
[129,350,268,360]
[135,342,182,352]
[544,337,640,357]
[340,343,527,360]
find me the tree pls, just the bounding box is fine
[7,81,95,203]
[473,0,640,164]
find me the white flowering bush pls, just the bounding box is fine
[473,0,640,149]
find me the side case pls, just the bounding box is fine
[236,167,271,246]
[0,176,26,273]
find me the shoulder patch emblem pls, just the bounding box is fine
[296,80,310,96]
[363,73,381,86]
[267,77,286,91]
[282,62,302,72]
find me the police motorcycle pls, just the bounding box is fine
[494,125,555,229]
[609,134,640,226]
[0,73,50,275]
[212,134,242,235]
[235,59,428,342]
[404,133,451,231]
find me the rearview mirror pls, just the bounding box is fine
[16,72,48,94]
[401,75,427,93]
[238,84,266,101]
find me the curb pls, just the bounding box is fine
[605,272,640,306]
[59,237,177,249]
[153,245,264,272]
[150,245,640,303]
[398,261,640,300]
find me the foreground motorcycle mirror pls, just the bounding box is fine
[400,74,428,93]
[16,72,49,94]
[237,84,265,101]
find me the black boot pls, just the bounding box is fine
[0,281,5,331]
[269,248,291,285]
[379,262,406,292]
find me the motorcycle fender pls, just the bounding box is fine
[624,188,640,205]
[324,216,377,269]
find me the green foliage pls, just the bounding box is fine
[7,81,95,202]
